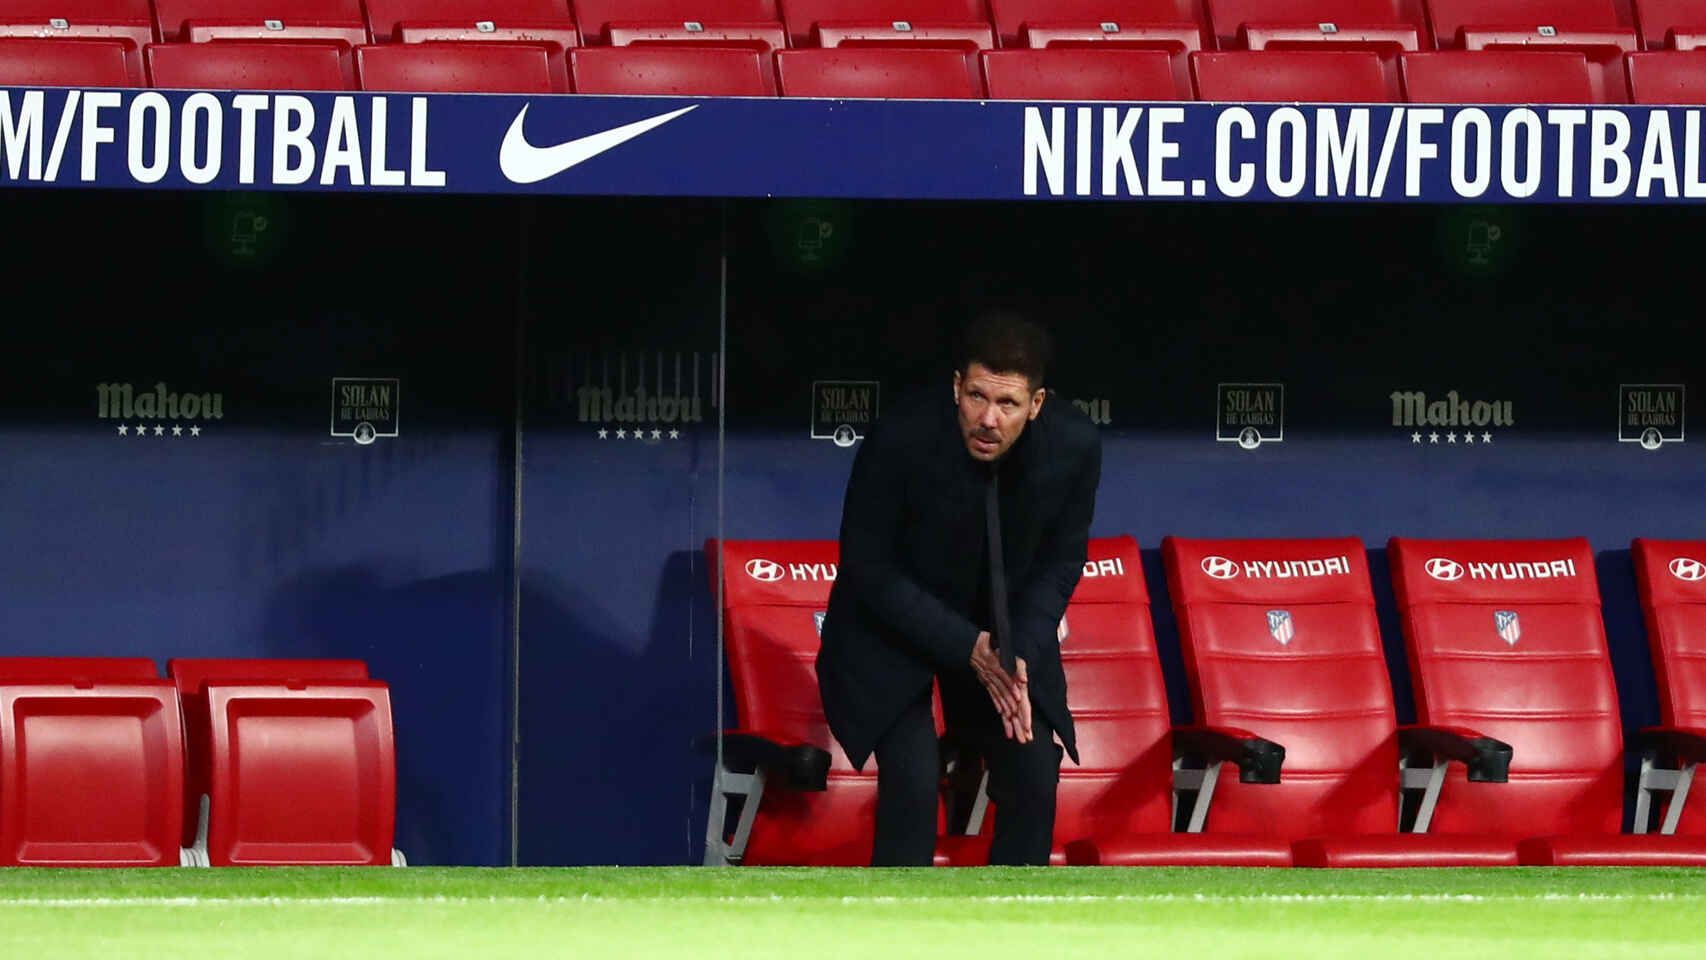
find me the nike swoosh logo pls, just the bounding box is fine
[499,104,699,185]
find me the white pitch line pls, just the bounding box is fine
[0,893,1697,908]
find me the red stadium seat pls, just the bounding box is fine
[1191,49,1398,101]
[1209,0,1428,50]
[574,0,782,49]
[0,656,156,682]
[776,47,982,98]
[1158,538,1520,868]
[0,0,154,50]
[358,41,570,92]
[981,48,1188,100]
[1627,50,1706,100]
[1400,50,1602,102]
[1636,0,1706,49]
[367,0,578,47]
[989,1,1207,48]
[0,678,184,866]
[1631,539,1706,834]
[153,0,367,44]
[780,0,989,49]
[571,46,773,95]
[146,40,357,90]
[1428,0,1635,98]
[1390,538,1706,866]
[0,35,142,86]
[167,658,370,850]
[202,680,396,865]
[814,20,993,49]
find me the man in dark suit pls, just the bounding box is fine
[817,315,1102,866]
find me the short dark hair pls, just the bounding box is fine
[958,313,1053,390]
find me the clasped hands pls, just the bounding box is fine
[969,631,1032,743]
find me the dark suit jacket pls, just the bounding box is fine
[817,390,1102,770]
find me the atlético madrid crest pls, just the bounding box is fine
[1495,610,1521,646]
[1267,610,1295,646]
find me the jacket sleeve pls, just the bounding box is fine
[1009,436,1101,668]
[837,420,983,672]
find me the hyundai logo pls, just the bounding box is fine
[745,558,784,582]
[1670,557,1706,582]
[1425,558,1464,581]
[1201,556,1239,580]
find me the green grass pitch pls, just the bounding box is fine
[1,866,1703,958]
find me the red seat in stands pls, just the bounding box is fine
[369,0,579,49]
[781,0,989,49]
[147,40,357,90]
[1631,539,1706,835]
[166,658,370,850]
[1427,0,1635,100]
[575,0,783,50]
[776,47,982,97]
[1401,50,1602,101]
[1156,538,1520,867]
[572,46,773,95]
[989,2,1203,107]
[154,0,368,44]
[202,680,396,865]
[1627,50,1706,101]
[358,41,570,92]
[0,0,154,51]
[0,37,143,89]
[0,657,183,867]
[1192,49,1398,101]
[1636,0,1706,49]
[981,48,1188,100]
[1390,537,1706,866]
[1210,0,1427,50]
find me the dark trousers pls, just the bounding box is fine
[869,674,1062,866]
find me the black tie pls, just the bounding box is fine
[985,468,1015,674]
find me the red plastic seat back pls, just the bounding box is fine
[0,37,144,86]
[981,48,1187,100]
[1401,49,1600,101]
[1192,49,1397,100]
[358,41,570,92]
[1637,0,1706,49]
[1633,538,1706,832]
[1390,537,1620,837]
[1050,536,1174,856]
[781,0,988,48]
[367,0,578,44]
[0,656,157,683]
[153,0,366,42]
[1428,0,1621,48]
[1164,536,1398,838]
[715,539,874,864]
[777,47,983,97]
[989,0,1206,48]
[204,680,394,865]
[575,0,779,35]
[0,0,155,50]
[167,658,370,847]
[572,46,774,94]
[146,40,358,90]
[0,680,183,866]
[1627,50,1706,102]
[1207,0,1428,49]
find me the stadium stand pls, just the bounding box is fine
[574,0,783,49]
[0,0,155,50]
[1626,49,1706,100]
[1390,537,1706,865]
[358,41,571,92]
[1400,49,1602,101]
[776,47,982,97]
[1156,538,1519,867]
[571,45,773,94]
[0,658,185,866]
[1428,0,1636,99]
[980,47,1187,100]
[167,658,371,850]
[1208,0,1428,51]
[1191,49,1398,101]
[367,0,579,47]
[0,35,142,86]
[1631,539,1706,834]
[812,20,993,49]
[1636,0,1706,48]
[146,39,358,89]
[987,0,1209,48]
[201,679,397,865]
[153,0,368,44]
[779,0,989,48]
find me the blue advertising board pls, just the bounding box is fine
[3,88,1706,202]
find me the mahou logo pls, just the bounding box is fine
[97,382,224,438]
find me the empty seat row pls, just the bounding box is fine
[2,1,1703,53]
[8,38,1706,102]
[0,657,395,868]
[706,536,1706,867]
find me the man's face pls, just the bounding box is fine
[954,362,1046,462]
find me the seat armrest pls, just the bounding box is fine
[1638,725,1706,765]
[698,730,831,791]
[1399,724,1511,782]
[1173,724,1284,784]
